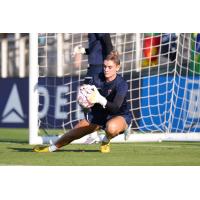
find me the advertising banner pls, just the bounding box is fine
[0,78,29,128]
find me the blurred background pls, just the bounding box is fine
[0,33,189,78]
[1,33,199,135]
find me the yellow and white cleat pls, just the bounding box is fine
[100,142,110,153]
[33,145,50,153]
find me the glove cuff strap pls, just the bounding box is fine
[99,96,107,108]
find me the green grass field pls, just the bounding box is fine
[1,128,200,166]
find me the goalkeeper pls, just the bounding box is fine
[74,33,113,144]
[33,51,133,153]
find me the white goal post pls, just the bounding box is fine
[29,33,39,144]
[29,33,200,145]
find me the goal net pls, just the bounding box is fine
[29,33,200,144]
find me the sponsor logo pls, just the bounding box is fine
[1,84,25,123]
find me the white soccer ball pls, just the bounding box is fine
[77,84,94,108]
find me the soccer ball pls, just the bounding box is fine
[77,84,94,108]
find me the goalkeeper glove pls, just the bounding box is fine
[87,85,107,108]
[73,45,86,55]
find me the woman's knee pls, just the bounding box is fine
[105,123,119,137]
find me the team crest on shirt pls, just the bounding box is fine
[107,89,112,95]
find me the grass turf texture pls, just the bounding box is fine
[1,128,200,166]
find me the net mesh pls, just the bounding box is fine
[37,33,200,134]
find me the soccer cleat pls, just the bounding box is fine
[100,142,110,153]
[33,145,50,153]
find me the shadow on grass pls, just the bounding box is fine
[0,139,27,144]
[8,147,33,152]
[9,147,99,153]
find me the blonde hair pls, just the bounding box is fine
[105,50,120,65]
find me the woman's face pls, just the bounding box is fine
[103,60,120,81]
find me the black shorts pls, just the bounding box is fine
[86,111,132,130]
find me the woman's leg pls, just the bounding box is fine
[105,116,128,140]
[33,119,100,152]
[100,116,128,153]
[55,119,100,148]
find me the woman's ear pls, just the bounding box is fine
[116,65,120,72]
